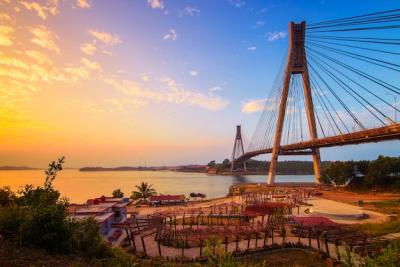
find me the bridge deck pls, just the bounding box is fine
[237,124,400,162]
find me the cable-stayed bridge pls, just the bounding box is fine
[231,9,400,185]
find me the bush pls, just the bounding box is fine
[20,201,71,252]
[0,187,15,206]
[0,205,27,239]
[70,217,114,258]
[112,189,124,198]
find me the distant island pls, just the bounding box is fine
[0,166,39,170]
[78,160,325,175]
[79,165,206,172]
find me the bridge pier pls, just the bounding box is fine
[268,21,321,185]
[231,125,247,172]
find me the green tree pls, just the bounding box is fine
[222,159,230,167]
[207,160,216,167]
[322,161,354,185]
[130,182,157,201]
[112,189,124,198]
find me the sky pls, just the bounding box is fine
[0,0,399,168]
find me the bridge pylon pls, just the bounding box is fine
[268,21,322,185]
[231,125,247,172]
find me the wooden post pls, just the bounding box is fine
[236,236,240,252]
[255,233,259,248]
[324,236,330,257]
[141,236,147,256]
[200,239,204,256]
[247,234,251,250]
[158,240,162,256]
[225,236,229,252]
[264,230,268,247]
[271,229,274,245]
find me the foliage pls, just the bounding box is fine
[20,200,71,252]
[322,161,354,185]
[0,156,137,263]
[364,240,400,267]
[69,217,114,258]
[355,220,400,236]
[130,182,157,201]
[189,192,206,200]
[204,235,239,267]
[320,156,400,190]
[112,188,124,198]
[207,160,216,167]
[340,240,400,267]
[222,159,230,167]
[44,156,65,190]
[0,186,15,206]
[0,204,27,239]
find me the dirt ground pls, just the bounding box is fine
[320,188,400,204]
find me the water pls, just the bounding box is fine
[0,170,314,203]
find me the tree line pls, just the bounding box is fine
[321,155,400,190]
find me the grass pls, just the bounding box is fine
[240,248,327,267]
[367,199,400,214]
[355,220,400,236]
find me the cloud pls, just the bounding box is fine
[89,30,121,46]
[141,73,150,81]
[148,0,164,9]
[162,77,229,111]
[80,42,96,55]
[189,70,198,76]
[242,98,271,113]
[256,8,268,14]
[76,0,91,9]
[103,76,229,111]
[0,25,14,46]
[24,50,53,65]
[19,1,59,20]
[80,57,101,71]
[0,13,11,21]
[102,50,112,56]
[247,46,256,51]
[252,21,265,29]
[266,31,287,42]
[208,86,222,92]
[227,0,246,8]
[163,29,177,41]
[30,25,60,53]
[180,6,200,17]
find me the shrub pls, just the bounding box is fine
[0,187,15,206]
[70,217,114,258]
[112,189,124,198]
[20,201,71,252]
[0,205,27,239]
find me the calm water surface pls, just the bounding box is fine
[0,170,314,203]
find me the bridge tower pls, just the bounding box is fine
[231,125,247,172]
[268,21,322,185]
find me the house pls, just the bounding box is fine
[149,194,185,206]
[69,196,131,238]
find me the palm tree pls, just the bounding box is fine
[131,182,157,201]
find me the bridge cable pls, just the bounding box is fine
[307,54,387,126]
